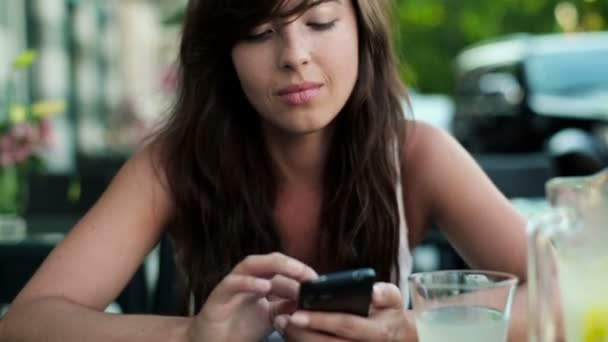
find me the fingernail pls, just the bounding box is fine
[373,284,384,299]
[256,279,271,291]
[287,259,304,272]
[290,312,309,327]
[307,267,319,279]
[274,315,288,333]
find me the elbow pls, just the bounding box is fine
[0,301,28,340]
[0,296,61,339]
[0,307,17,341]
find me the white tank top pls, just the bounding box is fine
[394,161,413,307]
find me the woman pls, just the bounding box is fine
[0,0,529,341]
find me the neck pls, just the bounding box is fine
[263,124,334,190]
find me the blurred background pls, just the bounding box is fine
[0,0,607,316]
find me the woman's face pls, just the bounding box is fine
[231,0,359,136]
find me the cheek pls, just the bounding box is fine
[326,33,359,93]
[232,49,268,99]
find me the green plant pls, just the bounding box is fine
[0,50,65,215]
[1,50,64,168]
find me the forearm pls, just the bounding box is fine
[1,297,191,342]
[508,283,528,342]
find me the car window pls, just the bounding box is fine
[525,48,608,95]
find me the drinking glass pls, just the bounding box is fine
[408,270,518,342]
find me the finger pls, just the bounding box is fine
[222,292,261,314]
[273,314,290,335]
[270,274,300,301]
[371,282,403,309]
[269,299,298,319]
[233,253,318,281]
[279,317,349,342]
[289,311,390,341]
[207,274,271,305]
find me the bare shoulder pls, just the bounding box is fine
[401,120,455,168]
[400,121,527,277]
[124,141,171,197]
[401,120,504,216]
[11,142,173,310]
[96,142,173,226]
[399,121,457,245]
[401,120,474,194]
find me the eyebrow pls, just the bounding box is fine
[306,0,341,11]
[314,0,341,6]
[269,0,341,27]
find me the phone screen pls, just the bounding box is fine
[297,268,376,317]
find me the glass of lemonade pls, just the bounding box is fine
[408,270,518,342]
[558,251,608,342]
[527,168,608,341]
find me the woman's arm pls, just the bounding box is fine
[0,145,186,341]
[3,297,190,342]
[402,122,529,341]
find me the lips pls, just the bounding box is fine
[277,82,323,106]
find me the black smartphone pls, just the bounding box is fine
[297,268,376,317]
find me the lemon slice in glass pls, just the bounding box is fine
[584,306,608,342]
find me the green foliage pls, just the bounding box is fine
[11,50,37,70]
[394,0,608,94]
[1,51,65,169]
[0,165,23,214]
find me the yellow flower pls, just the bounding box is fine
[32,100,66,119]
[12,50,37,70]
[9,105,28,124]
[584,305,608,342]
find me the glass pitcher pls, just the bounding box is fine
[528,168,608,342]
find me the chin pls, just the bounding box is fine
[279,116,337,136]
[261,106,341,137]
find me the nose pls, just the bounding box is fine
[276,29,311,71]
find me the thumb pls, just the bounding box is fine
[371,282,403,309]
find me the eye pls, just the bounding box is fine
[244,28,274,42]
[308,20,337,31]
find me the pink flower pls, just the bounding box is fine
[0,121,50,167]
[0,135,15,167]
[0,115,58,168]
[12,143,33,164]
[11,122,38,143]
[39,119,54,148]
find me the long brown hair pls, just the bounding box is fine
[153,0,407,311]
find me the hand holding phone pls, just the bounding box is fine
[297,268,376,317]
